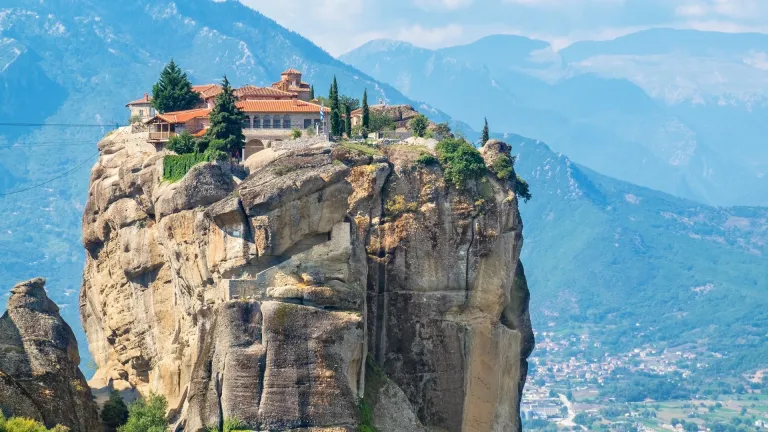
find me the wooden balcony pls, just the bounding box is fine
[149,131,174,141]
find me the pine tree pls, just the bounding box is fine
[205,76,245,157]
[329,76,341,137]
[362,89,370,129]
[151,60,200,114]
[310,85,315,100]
[481,117,490,145]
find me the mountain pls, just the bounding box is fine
[509,133,768,374]
[341,30,768,207]
[0,0,455,372]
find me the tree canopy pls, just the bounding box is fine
[204,76,245,156]
[481,118,490,146]
[117,393,168,432]
[101,390,129,431]
[151,60,200,114]
[410,114,429,138]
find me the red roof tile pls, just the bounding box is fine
[282,68,302,75]
[126,94,152,106]
[192,84,222,99]
[236,100,330,114]
[235,85,296,99]
[151,108,211,124]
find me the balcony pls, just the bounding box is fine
[149,131,174,141]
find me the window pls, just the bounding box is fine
[263,117,271,129]
[304,119,312,129]
[253,116,261,129]
[283,115,291,129]
[242,117,251,129]
[273,115,281,129]
[139,109,144,116]
[150,108,155,117]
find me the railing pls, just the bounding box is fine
[149,131,174,141]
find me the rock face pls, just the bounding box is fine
[0,278,100,431]
[80,128,534,431]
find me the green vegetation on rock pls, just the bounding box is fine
[0,415,69,432]
[409,114,429,138]
[117,394,168,432]
[163,153,212,182]
[101,390,129,431]
[435,137,487,189]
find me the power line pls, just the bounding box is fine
[0,122,123,128]
[0,142,96,149]
[0,151,100,197]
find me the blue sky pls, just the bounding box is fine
[240,0,768,55]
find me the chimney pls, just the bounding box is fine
[145,93,149,101]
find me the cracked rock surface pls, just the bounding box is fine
[80,128,534,431]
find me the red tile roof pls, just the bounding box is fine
[126,94,152,107]
[235,85,296,99]
[191,129,207,137]
[236,100,330,113]
[192,84,222,99]
[282,68,302,75]
[152,108,212,124]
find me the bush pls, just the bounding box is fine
[128,115,143,124]
[118,393,167,432]
[415,153,438,166]
[166,131,196,154]
[206,417,247,432]
[385,195,418,216]
[291,129,302,139]
[0,415,70,432]
[409,114,429,138]
[369,111,395,133]
[358,399,376,432]
[489,155,515,181]
[101,390,129,431]
[515,175,532,203]
[435,138,487,189]
[163,153,212,182]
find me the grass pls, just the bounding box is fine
[341,141,382,157]
[385,195,418,216]
[162,153,211,182]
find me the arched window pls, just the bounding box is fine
[283,115,291,129]
[242,116,251,130]
[273,115,281,129]
[253,116,261,129]
[263,116,271,129]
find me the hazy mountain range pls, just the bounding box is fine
[0,0,765,375]
[341,29,768,207]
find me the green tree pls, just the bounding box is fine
[205,76,245,156]
[166,131,196,154]
[433,122,452,140]
[118,394,168,432]
[481,117,490,145]
[101,390,129,431]
[344,106,352,138]
[369,111,395,133]
[329,76,341,137]
[362,89,370,130]
[410,114,429,138]
[151,60,200,114]
[309,85,315,100]
[435,137,487,189]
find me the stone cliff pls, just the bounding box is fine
[0,278,100,431]
[80,128,534,431]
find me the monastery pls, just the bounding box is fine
[126,69,329,160]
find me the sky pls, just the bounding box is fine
[239,0,768,56]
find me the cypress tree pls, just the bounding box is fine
[481,117,490,145]
[310,85,315,100]
[151,60,201,114]
[362,89,370,129]
[329,76,341,136]
[206,76,245,156]
[345,105,352,138]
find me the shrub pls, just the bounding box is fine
[117,393,168,432]
[128,115,143,124]
[166,131,196,154]
[205,418,247,432]
[415,153,438,166]
[358,399,376,432]
[0,415,70,432]
[369,111,395,133]
[291,128,302,139]
[489,155,515,181]
[163,153,212,182]
[435,138,486,189]
[515,175,532,203]
[101,390,129,431]
[409,114,429,138]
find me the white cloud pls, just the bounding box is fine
[675,0,768,21]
